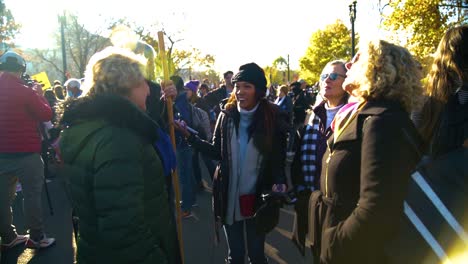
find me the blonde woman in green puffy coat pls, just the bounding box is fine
[58,47,177,264]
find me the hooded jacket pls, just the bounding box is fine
[58,94,177,264]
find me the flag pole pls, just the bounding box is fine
[157,31,184,264]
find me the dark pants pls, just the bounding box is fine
[224,218,268,264]
[0,154,45,241]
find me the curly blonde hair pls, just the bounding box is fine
[82,46,147,97]
[350,40,423,113]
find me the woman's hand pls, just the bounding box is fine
[160,80,177,101]
[272,184,287,193]
[173,120,190,138]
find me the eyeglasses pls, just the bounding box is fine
[320,72,346,81]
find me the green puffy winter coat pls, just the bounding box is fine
[59,94,177,264]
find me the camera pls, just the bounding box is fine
[21,73,35,88]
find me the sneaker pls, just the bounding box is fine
[1,234,29,249]
[26,234,55,249]
[181,210,193,219]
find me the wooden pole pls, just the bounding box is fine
[157,31,184,264]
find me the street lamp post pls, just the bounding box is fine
[59,11,68,83]
[349,1,357,57]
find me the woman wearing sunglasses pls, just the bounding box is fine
[290,60,349,255]
[309,40,423,264]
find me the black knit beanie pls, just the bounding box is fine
[232,62,267,97]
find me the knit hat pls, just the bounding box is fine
[184,80,200,93]
[232,62,267,96]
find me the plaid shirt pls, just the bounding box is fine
[300,113,321,191]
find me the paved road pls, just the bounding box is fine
[1,165,313,264]
[4,163,461,264]
[1,177,75,264]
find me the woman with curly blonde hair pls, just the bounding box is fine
[309,40,424,264]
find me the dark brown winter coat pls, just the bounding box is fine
[309,100,423,264]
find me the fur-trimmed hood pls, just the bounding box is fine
[58,94,159,143]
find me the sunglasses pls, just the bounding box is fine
[320,72,346,81]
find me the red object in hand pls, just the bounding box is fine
[239,194,256,217]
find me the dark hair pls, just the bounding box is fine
[200,83,209,90]
[225,94,276,153]
[44,89,58,107]
[170,75,185,93]
[223,71,233,79]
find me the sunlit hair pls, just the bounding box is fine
[350,40,423,113]
[418,25,468,143]
[322,60,347,75]
[82,46,147,97]
[277,85,289,97]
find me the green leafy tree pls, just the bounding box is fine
[264,65,282,87]
[265,57,297,86]
[299,20,353,84]
[0,0,20,45]
[273,56,289,84]
[382,0,467,73]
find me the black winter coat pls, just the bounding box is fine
[310,100,422,264]
[188,100,288,232]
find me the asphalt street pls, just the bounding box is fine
[1,161,313,264]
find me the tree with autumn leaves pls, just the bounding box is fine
[299,20,354,85]
[0,0,20,48]
[382,0,467,73]
[297,1,467,83]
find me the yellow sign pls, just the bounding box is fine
[31,72,51,90]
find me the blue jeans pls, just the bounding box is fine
[176,146,195,212]
[224,218,268,264]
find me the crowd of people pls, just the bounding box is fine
[0,24,466,264]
